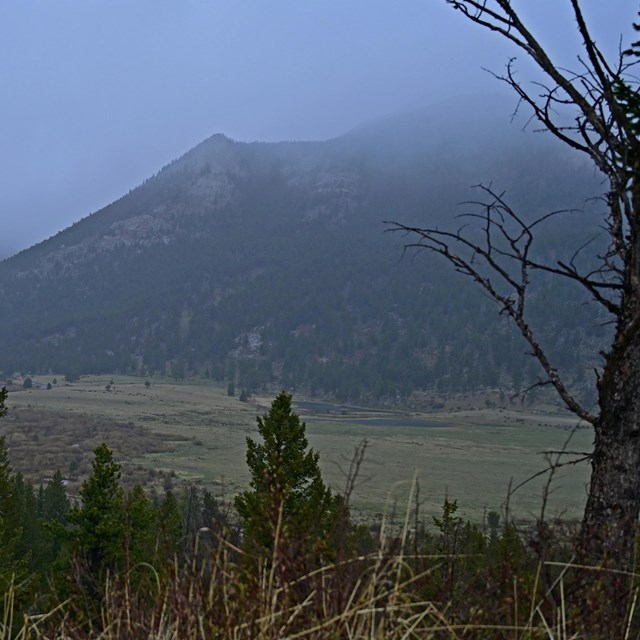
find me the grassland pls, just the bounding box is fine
[2,375,592,521]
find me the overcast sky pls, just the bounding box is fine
[0,1,635,256]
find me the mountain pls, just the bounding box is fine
[0,98,607,405]
[0,245,16,262]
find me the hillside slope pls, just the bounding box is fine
[0,100,607,404]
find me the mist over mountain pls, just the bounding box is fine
[0,100,607,405]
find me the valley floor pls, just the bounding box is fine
[2,375,592,522]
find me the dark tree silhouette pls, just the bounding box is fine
[69,444,124,575]
[235,391,340,565]
[0,387,6,419]
[391,2,640,633]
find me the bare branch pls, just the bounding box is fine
[510,378,553,402]
[437,0,640,621]
[508,423,591,500]
[388,208,599,425]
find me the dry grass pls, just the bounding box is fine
[3,518,629,639]
[0,405,186,495]
[4,375,592,520]
[0,550,510,639]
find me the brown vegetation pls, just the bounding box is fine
[0,407,184,495]
[3,504,634,639]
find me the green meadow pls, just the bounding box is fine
[3,375,592,522]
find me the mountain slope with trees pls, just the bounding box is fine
[0,98,605,403]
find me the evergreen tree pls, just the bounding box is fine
[13,473,45,575]
[235,391,340,561]
[0,392,18,580]
[0,386,6,419]
[123,485,156,573]
[201,488,224,533]
[0,436,25,591]
[180,485,229,555]
[69,444,124,575]
[155,490,183,568]
[40,470,72,583]
[42,470,70,525]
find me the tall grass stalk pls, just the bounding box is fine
[6,492,640,638]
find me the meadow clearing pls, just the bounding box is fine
[2,375,592,523]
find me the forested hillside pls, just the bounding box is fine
[0,100,607,404]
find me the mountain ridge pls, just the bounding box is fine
[0,101,606,405]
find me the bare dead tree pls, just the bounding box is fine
[390,2,640,634]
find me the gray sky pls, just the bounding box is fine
[0,1,635,256]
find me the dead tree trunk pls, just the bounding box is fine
[575,219,640,630]
[414,6,640,631]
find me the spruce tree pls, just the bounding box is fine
[69,444,124,575]
[155,490,183,568]
[14,473,45,575]
[0,436,24,590]
[0,416,29,602]
[0,391,17,579]
[0,386,6,419]
[123,485,156,574]
[42,470,70,525]
[235,391,340,561]
[40,470,71,581]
